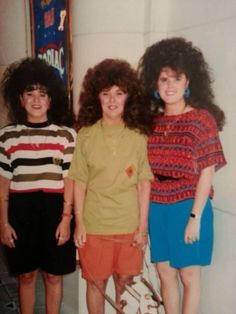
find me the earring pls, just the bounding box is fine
[153,90,160,100]
[184,87,190,98]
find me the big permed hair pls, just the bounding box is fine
[1,57,73,126]
[77,58,152,135]
[138,37,225,130]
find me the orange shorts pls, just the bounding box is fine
[78,233,143,280]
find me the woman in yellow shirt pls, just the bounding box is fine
[68,59,153,314]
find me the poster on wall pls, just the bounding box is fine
[29,0,72,106]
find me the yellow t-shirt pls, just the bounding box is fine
[68,120,153,234]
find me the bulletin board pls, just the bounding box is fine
[29,0,73,105]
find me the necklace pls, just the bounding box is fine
[100,121,125,156]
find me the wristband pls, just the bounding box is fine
[190,212,200,219]
[62,212,72,219]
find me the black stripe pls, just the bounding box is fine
[11,157,63,170]
[0,161,12,172]
[62,162,70,171]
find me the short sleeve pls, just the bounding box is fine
[67,128,89,184]
[137,134,154,182]
[0,128,13,180]
[195,112,226,172]
[62,127,77,178]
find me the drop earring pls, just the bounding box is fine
[153,90,160,100]
[184,87,190,98]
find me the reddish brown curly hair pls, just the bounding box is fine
[76,58,152,135]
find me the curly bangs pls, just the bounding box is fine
[1,57,72,126]
[82,59,139,96]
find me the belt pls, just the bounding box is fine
[155,174,181,181]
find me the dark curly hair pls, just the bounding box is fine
[1,57,73,126]
[138,37,225,130]
[77,58,152,135]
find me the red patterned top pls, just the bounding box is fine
[148,109,226,203]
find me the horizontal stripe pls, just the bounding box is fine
[12,172,62,182]
[8,143,64,154]
[11,157,63,170]
[10,188,64,193]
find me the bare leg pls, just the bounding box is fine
[43,272,62,314]
[113,273,133,313]
[179,266,201,314]
[19,270,38,314]
[86,279,108,314]
[156,262,180,314]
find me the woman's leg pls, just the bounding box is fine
[156,261,180,314]
[43,272,62,314]
[113,273,133,312]
[86,279,108,314]
[19,270,38,314]
[179,266,201,314]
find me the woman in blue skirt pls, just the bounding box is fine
[138,37,226,314]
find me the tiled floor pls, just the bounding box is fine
[0,244,45,314]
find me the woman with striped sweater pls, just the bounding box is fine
[0,58,76,314]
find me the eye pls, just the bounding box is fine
[176,75,183,81]
[25,92,33,96]
[159,77,168,83]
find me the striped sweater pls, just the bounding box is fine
[0,121,76,193]
[148,109,226,203]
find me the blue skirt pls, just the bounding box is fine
[149,199,213,268]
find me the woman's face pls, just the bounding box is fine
[98,85,128,124]
[20,86,51,123]
[157,67,189,106]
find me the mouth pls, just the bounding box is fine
[32,105,42,109]
[166,91,175,96]
[107,105,118,110]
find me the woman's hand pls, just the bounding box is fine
[55,218,71,246]
[184,218,201,244]
[132,230,148,251]
[0,223,17,248]
[74,222,87,248]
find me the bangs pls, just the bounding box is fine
[24,83,49,93]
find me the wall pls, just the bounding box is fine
[0,0,235,313]
[0,0,28,127]
[72,0,152,115]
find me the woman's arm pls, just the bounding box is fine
[184,165,215,244]
[73,180,87,248]
[133,180,151,248]
[0,175,17,247]
[55,177,74,246]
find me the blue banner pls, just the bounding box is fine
[30,0,71,90]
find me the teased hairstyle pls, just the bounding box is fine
[1,57,73,126]
[138,37,225,130]
[77,58,152,135]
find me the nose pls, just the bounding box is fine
[109,94,115,102]
[32,94,39,103]
[167,79,173,88]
